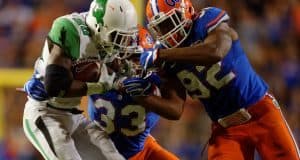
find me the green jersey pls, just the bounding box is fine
[35,12,101,108]
[48,12,99,60]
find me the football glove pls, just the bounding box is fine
[122,73,160,97]
[122,77,153,97]
[143,72,161,87]
[24,74,48,101]
[86,63,117,95]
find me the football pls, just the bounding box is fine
[71,59,101,82]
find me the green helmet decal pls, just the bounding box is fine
[92,0,108,25]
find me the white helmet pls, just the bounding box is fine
[86,0,138,56]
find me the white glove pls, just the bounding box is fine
[86,63,116,95]
[98,63,116,89]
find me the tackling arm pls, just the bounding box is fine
[133,76,186,120]
[44,43,90,97]
[157,23,237,66]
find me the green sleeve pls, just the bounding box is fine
[48,17,80,60]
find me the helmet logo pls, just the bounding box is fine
[165,0,180,6]
[92,0,108,25]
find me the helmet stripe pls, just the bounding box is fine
[155,0,160,13]
[151,0,159,15]
[206,11,226,28]
[93,0,108,25]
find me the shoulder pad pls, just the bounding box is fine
[48,16,81,60]
[193,7,230,40]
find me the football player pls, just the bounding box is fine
[123,0,300,159]
[88,27,180,160]
[22,0,138,159]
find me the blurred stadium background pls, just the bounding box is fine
[0,0,299,159]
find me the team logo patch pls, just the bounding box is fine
[146,33,153,44]
[165,0,180,6]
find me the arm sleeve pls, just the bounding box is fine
[194,7,230,40]
[48,17,80,60]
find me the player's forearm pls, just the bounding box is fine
[48,80,107,98]
[44,64,91,98]
[158,44,221,66]
[158,24,233,66]
[134,95,184,120]
[63,80,89,97]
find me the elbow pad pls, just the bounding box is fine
[44,64,72,97]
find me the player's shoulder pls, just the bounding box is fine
[195,7,229,30]
[51,12,89,36]
[191,7,230,40]
[197,7,228,20]
[48,12,90,59]
[200,7,225,15]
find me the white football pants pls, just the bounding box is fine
[23,97,125,160]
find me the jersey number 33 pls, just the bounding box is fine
[94,99,146,136]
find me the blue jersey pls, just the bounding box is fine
[88,90,160,159]
[164,7,268,121]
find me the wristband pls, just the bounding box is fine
[86,82,107,95]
